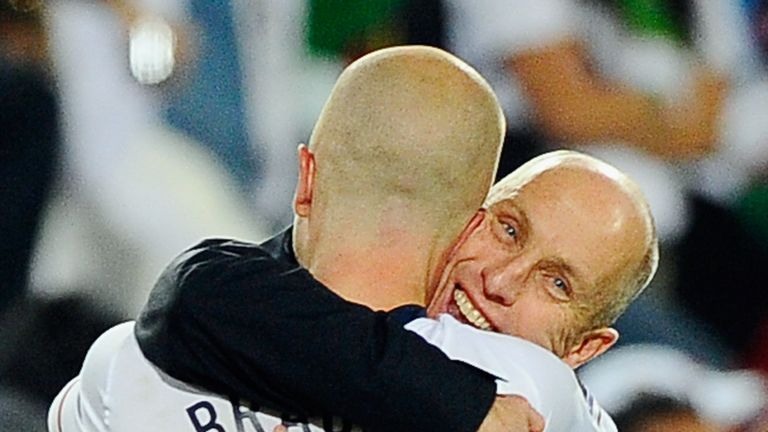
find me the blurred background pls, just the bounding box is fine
[1,0,767,430]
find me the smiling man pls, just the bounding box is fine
[396,150,658,431]
[48,47,656,432]
[49,45,540,432]
[427,151,658,368]
[49,151,657,432]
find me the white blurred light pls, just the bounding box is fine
[720,80,768,176]
[580,345,768,428]
[129,17,176,85]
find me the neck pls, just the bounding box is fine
[310,229,438,310]
[299,200,453,310]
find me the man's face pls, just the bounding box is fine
[427,166,646,360]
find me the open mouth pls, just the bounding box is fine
[452,288,492,331]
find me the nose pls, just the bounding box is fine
[481,255,528,306]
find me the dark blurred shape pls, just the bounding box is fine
[739,184,768,373]
[495,129,546,182]
[0,8,58,316]
[0,296,119,402]
[738,177,768,247]
[0,7,122,428]
[676,196,768,354]
[750,0,768,64]
[615,394,721,432]
[403,0,445,48]
[614,291,732,368]
[306,0,405,59]
[0,388,46,432]
[745,319,768,377]
[3,0,43,14]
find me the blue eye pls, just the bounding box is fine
[502,222,517,238]
[553,278,567,291]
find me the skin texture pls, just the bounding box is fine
[294,47,656,431]
[292,46,543,431]
[477,396,545,432]
[294,45,504,311]
[428,151,656,369]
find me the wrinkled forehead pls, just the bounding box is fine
[484,166,566,210]
[490,165,648,243]
[484,161,550,207]
[485,156,631,206]
[487,164,651,285]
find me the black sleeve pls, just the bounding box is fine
[135,239,496,431]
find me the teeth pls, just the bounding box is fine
[453,289,491,330]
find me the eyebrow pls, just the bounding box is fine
[494,200,586,295]
[545,256,584,296]
[494,200,532,243]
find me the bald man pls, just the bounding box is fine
[49,46,523,432]
[49,48,655,432]
[426,151,658,369]
[411,150,657,430]
[289,44,503,311]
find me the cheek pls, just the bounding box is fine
[501,299,566,347]
[514,301,571,355]
[463,221,502,257]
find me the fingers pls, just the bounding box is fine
[511,395,545,432]
[528,408,545,432]
[478,395,546,432]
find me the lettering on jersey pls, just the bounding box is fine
[321,416,355,432]
[279,413,312,432]
[580,380,614,430]
[187,399,362,432]
[187,401,226,432]
[231,400,266,432]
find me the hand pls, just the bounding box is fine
[477,396,545,432]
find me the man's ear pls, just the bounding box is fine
[563,327,618,369]
[294,144,316,217]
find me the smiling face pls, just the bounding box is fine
[427,162,650,367]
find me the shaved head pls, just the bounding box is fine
[426,149,657,366]
[487,150,659,330]
[294,46,505,308]
[310,46,503,231]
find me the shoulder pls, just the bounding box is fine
[80,322,136,391]
[158,238,290,300]
[135,238,289,348]
[407,315,609,430]
[176,238,280,274]
[407,315,572,382]
[60,322,136,431]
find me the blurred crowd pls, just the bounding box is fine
[1,0,768,430]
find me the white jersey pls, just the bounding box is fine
[406,315,616,431]
[49,317,615,432]
[48,322,334,432]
